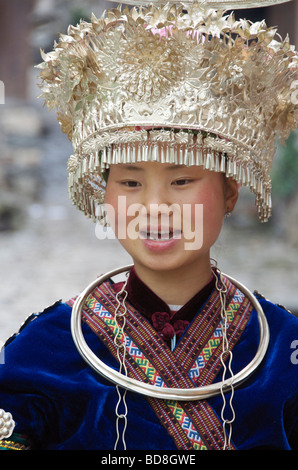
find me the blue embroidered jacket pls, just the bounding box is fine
[0,284,297,450]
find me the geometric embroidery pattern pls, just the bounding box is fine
[68,275,253,450]
[85,297,208,448]
[166,401,207,450]
[83,284,249,450]
[188,289,245,384]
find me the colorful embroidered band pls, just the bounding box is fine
[67,274,253,450]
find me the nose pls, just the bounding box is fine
[142,181,169,209]
[140,182,177,225]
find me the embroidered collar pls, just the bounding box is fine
[114,267,215,344]
[71,273,253,450]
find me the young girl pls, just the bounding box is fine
[0,0,297,451]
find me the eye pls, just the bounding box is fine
[121,180,141,188]
[172,178,193,186]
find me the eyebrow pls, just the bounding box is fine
[166,165,188,170]
[117,165,144,171]
[117,164,188,171]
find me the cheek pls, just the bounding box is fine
[104,181,115,205]
[104,184,120,232]
[203,190,224,217]
[189,179,225,214]
[189,181,225,237]
[105,185,138,238]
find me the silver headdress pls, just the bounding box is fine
[37,0,298,222]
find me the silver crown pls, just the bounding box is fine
[37,1,298,223]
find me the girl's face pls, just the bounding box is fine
[104,161,238,279]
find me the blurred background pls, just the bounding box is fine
[0,0,297,343]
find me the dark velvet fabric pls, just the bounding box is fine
[115,266,216,347]
[124,266,216,322]
[0,286,297,450]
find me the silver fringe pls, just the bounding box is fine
[68,139,272,224]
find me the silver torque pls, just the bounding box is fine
[71,264,270,401]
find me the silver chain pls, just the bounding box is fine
[113,276,129,450]
[213,265,236,450]
[114,266,236,450]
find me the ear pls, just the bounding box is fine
[224,177,239,214]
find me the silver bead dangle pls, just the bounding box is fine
[113,275,129,450]
[213,265,236,450]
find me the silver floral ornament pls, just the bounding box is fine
[37,1,298,224]
[0,409,15,440]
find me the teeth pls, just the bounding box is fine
[148,231,171,240]
[141,230,181,241]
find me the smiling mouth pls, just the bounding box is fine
[139,230,182,241]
